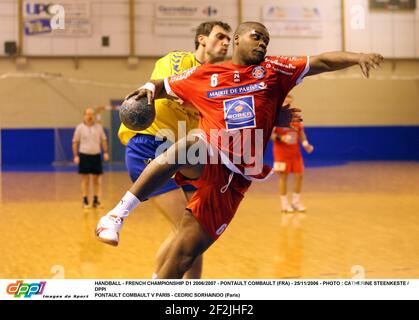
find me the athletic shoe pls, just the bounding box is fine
[95,214,124,246]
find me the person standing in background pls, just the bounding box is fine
[272,95,314,213]
[73,107,109,209]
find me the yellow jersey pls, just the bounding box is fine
[118,51,201,145]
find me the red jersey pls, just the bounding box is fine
[273,122,303,157]
[164,56,310,179]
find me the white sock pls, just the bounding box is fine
[280,195,289,208]
[106,191,141,219]
[292,193,301,204]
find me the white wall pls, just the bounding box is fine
[0,0,18,56]
[242,0,342,56]
[1,0,418,57]
[0,57,418,128]
[345,0,419,58]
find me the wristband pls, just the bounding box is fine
[139,82,155,98]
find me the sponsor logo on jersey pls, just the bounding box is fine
[207,82,266,98]
[170,66,198,82]
[223,95,256,131]
[272,67,293,76]
[265,57,298,70]
[252,66,266,79]
[233,71,241,83]
[171,51,186,74]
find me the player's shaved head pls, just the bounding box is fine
[234,21,267,38]
[232,21,270,65]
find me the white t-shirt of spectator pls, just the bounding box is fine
[73,122,107,155]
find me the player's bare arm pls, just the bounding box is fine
[307,52,384,78]
[300,130,314,154]
[72,140,79,164]
[126,80,302,129]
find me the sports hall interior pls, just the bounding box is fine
[0,0,418,279]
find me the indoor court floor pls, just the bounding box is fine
[1,161,418,279]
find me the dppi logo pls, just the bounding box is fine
[6,280,46,298]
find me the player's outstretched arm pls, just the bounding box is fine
[307,52,384,78]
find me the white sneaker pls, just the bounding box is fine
[95,214,124,246]
[292,202,306,212]
[281,204,294,213]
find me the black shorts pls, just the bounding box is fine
[78,153,103,175]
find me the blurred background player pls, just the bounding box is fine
[272,95,314,213]
[72,107,109,209]
[113,21,232,279]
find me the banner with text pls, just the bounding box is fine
[154,3,221,36]
[262,5,322,37]
[23,0,92,36]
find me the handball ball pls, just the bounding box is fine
[119,96,155,131]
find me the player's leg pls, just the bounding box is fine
[96,137,204,246]
[156,210,214,279]
[274,151,293,213]
[291,158,306,212]
[293,173,303,194]
[128,137,204,200]
[149,188,189,277]
[182,189,203,278]
[151,188,203,279]
[279,172,293,213]
[279,172,288,195]
[153,232,175,278]
[81,174,90,208]
[155,163,249,279]
[96,133,184,245]
[92,174,102,208]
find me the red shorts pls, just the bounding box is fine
[273,144,304,174]
[175,163,252,240]
[273,157,304,173]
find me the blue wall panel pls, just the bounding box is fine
[1,129,54,165]
[1,126,419,168]
[303,126,419,161]
[56,128,75,163]
[264,126,419,164]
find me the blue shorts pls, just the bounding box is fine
[125,134,196,198]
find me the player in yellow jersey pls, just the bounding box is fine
[105,21,232,278]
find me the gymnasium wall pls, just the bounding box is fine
[0,0,418,166]
[1,56,418,166]
[2,0,418,57]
